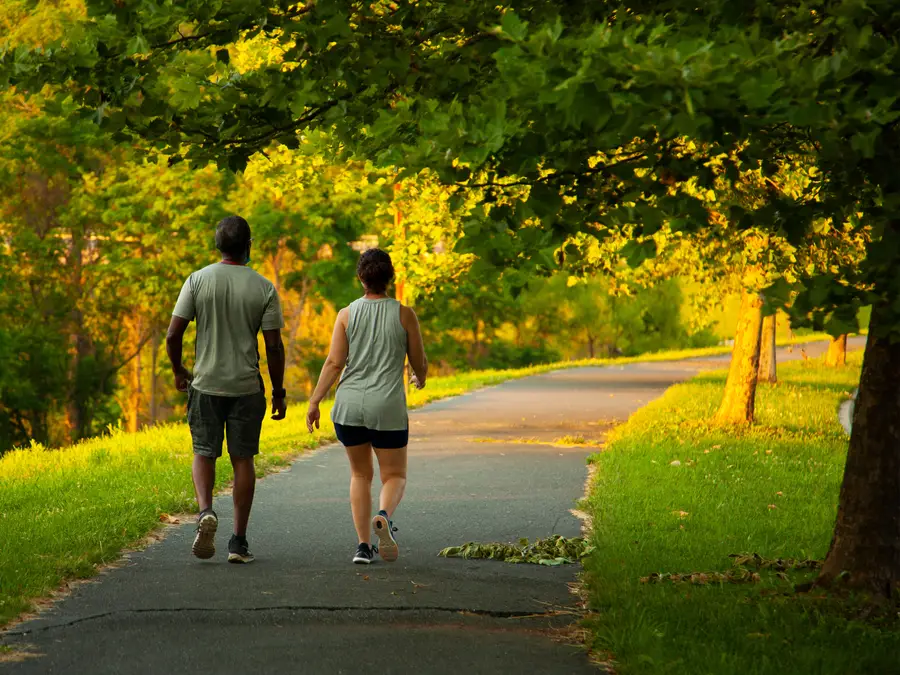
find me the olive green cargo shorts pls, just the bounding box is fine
[187,387,266,459]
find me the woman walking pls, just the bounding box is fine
[306,249,428,564]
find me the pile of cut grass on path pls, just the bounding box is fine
[584,351,900,674]
[0,334,844,628]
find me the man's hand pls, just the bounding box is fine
[306,402,320,432]
[174,365,193,393]
[410,374,425,390]
[271,396,287,421]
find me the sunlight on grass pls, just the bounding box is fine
[584,351,899,674]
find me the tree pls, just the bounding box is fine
[0,91,123,443]
[825,335,848,368]
[84,157,229,430]
[226,143,388,389]
[10,0,900,594]
[758,315,777,384]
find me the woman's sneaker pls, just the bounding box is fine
[227,535,255,564]
[191,509,218,560]
[352,543,376,564]
[372,510,399,562]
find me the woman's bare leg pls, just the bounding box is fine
[374,446,407,517]
[345,443,374,544]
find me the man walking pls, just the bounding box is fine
[166,215,287,564]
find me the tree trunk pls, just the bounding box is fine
[126,345,142,433]
[468,322,481,368]
[817,310,899,597]
[758,314,777,383]
[65,312,91,443]
[28,410,49,446]
[715,292,764,424]
[825,334,848,367]
[124,316,145,433]
[149,328,160,424]
[587,333,595,359]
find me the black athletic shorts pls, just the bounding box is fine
[187,387,266,459]
[334,423,408,449]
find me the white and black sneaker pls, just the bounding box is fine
[373,510,399,563]
[227,534,255,564]
[192,509,218,560]
[353,543,376,564]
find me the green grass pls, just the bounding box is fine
[0,334,847,629]
[584,351,900,675]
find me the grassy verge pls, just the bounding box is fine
[0,333,844,628]
[583,351,899,674]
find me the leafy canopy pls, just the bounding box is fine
[5,1,900,333]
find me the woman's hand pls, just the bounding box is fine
[306,402,321,432]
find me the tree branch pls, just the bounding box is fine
[108,331,155,373]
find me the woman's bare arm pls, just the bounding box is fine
[307,309,349,430]
[401,305,428,388]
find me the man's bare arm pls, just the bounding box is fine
[166,316,192,392]
[263,329,287,420]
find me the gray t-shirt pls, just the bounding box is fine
[173,263,284,397]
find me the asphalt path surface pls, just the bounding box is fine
[1,338,864,674]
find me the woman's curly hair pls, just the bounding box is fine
[357,248,395,294]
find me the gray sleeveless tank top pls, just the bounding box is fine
[331,297,408,431]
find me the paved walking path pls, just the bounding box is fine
[1,339,863,674]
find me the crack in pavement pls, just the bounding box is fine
[1,605,565,638]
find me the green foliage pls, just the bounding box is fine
[10,0,895,335]
[439,535,593,566]
[583,351,900,673]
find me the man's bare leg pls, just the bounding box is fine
[192,455,216,513]
[231,456,256,538]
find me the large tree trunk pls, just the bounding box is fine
[758,314,777,383]
[818,311,899,597]
[825,334,848,367]
[715,292,764,424]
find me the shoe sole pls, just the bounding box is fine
[227,552,255,564]
[192,514,218,560]
[352,555,373,565]
[373,515,398,562]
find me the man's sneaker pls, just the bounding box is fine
[191,509,218,560]
[352,543,376,565]
[372,510,399,562]
[227,535,255,564]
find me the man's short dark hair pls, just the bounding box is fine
[215,216,252,258]
[357,248,395,294]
